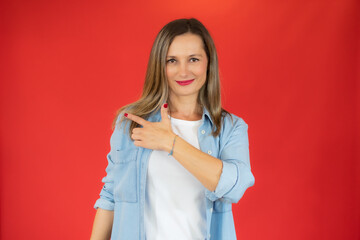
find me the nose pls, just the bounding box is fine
[178,61,190,78]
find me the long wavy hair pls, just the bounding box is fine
[112,18,231,137]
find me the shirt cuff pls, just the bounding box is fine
[94,198,115,211]
[205,161,238,202]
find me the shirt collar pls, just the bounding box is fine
[202,106,213,126]
[148,105,213,126]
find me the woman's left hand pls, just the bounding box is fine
[125,103,176,152]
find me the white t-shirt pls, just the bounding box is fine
[144,116,207,240]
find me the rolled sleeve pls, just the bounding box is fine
[94,196,115,210]
[205,117,255,203]
[94,114,124,211]
[93,153,116,210]
[205,161,238,201]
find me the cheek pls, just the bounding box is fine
[166,67,172,86]
[194,62,208,77]
[166,66,175,79]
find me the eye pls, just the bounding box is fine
[190,58,199,62]
[166,59,176,64]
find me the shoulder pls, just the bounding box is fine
[220,112,248,139]
[110,112,133,149]
[114,111,128,131]
[222,112,248,129]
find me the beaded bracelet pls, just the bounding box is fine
[168,134,178,156]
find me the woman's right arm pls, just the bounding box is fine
[91,114,124,239]
[90,208,114,240]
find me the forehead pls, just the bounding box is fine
[167,33,205,56]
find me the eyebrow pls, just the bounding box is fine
[166,54,203,58]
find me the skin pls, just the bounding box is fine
[165,32,208,119]
[90,209,113,240]
[127,104,223,192]
[127,33,223,192]
[90,33,223,240]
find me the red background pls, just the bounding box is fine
[1,0,359,239]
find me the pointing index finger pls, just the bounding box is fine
[125,113,148,126]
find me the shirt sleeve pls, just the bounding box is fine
[205,116,255,203]
[93,114,124,210]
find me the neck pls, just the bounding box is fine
[168,94,203,121]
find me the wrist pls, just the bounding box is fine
[165,132,177,153]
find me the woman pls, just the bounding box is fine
[91,18,255,240]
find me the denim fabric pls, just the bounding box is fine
[94,107,255,240]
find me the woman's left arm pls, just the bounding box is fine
[164,134,223,192]
[126,104,254,203]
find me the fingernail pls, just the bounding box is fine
[164,103,168,108]
[124,113,128,117]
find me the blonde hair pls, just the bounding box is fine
[112,18,231,137]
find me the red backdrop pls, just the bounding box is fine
[0,0,359,239]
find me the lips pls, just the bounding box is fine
[175,79,194,86]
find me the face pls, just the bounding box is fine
[165,33,208,101]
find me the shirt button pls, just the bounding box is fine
[208,234,211,239]
[201,130,205,134]
[208,150,212,155]
[210,208,213,213]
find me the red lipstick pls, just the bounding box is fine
[175,79,194,86]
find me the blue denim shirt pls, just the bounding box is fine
[94,107,255,240]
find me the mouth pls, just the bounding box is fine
[175,79,195,86]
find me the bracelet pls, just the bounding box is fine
[168,134,178,156]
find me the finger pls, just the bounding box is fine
[133,140,143,147]
[132,127,142,134]
[161,103,171,125]
[125,113,148,126]
[131,133,142,141]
